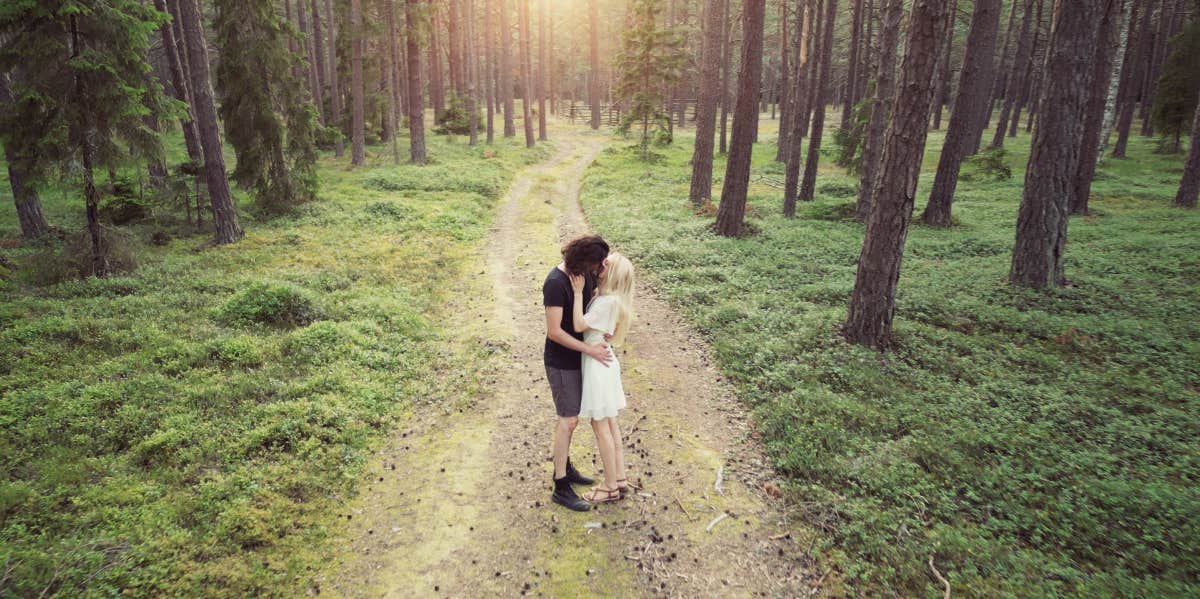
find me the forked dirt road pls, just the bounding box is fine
[318,127,823,597]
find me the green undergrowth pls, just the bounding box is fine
[581,126,1199,596]
[0,131,549,596]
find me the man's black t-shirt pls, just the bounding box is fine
[543,267,596,370]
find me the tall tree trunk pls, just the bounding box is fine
[153,0,202,164]
[1009,0,1046,137]
[485,0,496,143]
[298,0,323,124]
[714,0,767,236]
[537,0,547,141]
[931,0,957,129]
[325,0,344,157]
[68,15,107,276]
[796,0,819,140]
[718,0,733,153]
[178,0,242,244]
[467,0,480,145]
[310,0,328,119]
[429,1,446,119]
[783,0,816,215]
[1011,0,1112,288]
[1175,97,1200,207]
[842,0,864,130]
[920,0,1000,227]
[1099,0,1135,154]
[548,2,555,115]
[1141,0,1173,136]
[776,0,791,161]
[797,0,838,204]
[350,0,365,165]
[981,0,1020,147]
[406,0,428,163]
[690,0,726,204]
[449,0,465,98]
[1071,0,1122,215]
[843,0,950,348]
[990,0,1035,148]
[588,0,601,130]
[854,0,903,221]
[386,1,401,164]
[1,72,50,239]
[1113,0,1154,157]
[518,0,535,147]
[499,0,517,135]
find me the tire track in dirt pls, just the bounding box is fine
[319,127,822,598]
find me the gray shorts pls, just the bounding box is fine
[545,366,582,418]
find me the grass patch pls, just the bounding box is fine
[581,124,1199,596]
[0,129,549,596]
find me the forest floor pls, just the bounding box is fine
[316,127,822,597]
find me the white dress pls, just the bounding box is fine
[579,295,626,420]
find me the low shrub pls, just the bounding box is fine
[217,282,323,328]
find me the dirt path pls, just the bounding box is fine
[319,128,821,597]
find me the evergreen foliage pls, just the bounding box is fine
[434,93,484,135]
[0,1,173,197]
[1151,21,1200,153]
[214,0,319,214]
[613,0,685,158]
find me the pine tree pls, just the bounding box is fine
[688,0,727,204]
[213,0,318,214]
[1176,96,1200,207]
[1,0,175,269]
[796,0,838,204]
[0,72,51,240]
[588,0,602,130]
[406,0,428,163]
[854,0,903,221]
[1152,21,1200,152]
[349,0,365,165]
[614,0,685,158]
[713,0,766,237]
[843,0,951,348]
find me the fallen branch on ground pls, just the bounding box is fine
[715,464,725,496]
[929,555,950,599]
[706,512,728,533]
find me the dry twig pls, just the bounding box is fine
[715,464,725,496]
[706,512,728,533]
[929,555,950,599]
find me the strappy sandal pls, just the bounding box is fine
[583,486,622,504]
[616,478,639,497]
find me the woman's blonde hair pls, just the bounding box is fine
[598,253,635,346]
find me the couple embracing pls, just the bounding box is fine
[542,236,636,512]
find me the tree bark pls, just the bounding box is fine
[1113,0,1154,157]
[406,0,428,163]
[325,0,344,157]
[842,0,864,130]
[843,0,950,348]
[1099,0,1135,155]
[178,0,242,244]
[920,0,1000,227]
[588,0,601,130]
[310,0,328,118]
[797,0,839,204]
[776,0,792,162]
[783,0,816,215]
[466,0,480,146]
[386,1,401,163]
[350,0,365,165]
[1,72,50,239]
[990,0,1035,148]
[1175,97,1200,207]
[1008,0,1046,137]
[1141,0,1175,136]
[854,0,903,221]
[485,0,496,143]
[931,0,957,130]
[718,0,733,153]
[537,0,547,141]
[428,1,446,119]
[1071,0,1122,215]
[449,0,465,98]
[154,0,202,164]
[690,0,726,204]
[298,0,324,124]
[1011,0,1112,288]
[499,0,517,135]
[714,0,766,237]
[518,0,535,147]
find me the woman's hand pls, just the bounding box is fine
[569,273,585,293]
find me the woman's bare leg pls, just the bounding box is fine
[607,417,627,484]
[589,418,619,493]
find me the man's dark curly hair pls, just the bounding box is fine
[562,235,610,274]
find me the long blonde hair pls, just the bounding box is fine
[597,253,635,346]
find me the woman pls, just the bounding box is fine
[569,253,635,504]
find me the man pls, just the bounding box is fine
[543,235,613,511]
